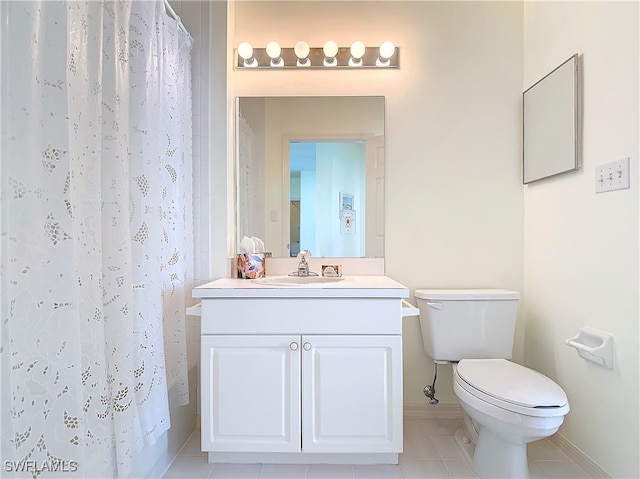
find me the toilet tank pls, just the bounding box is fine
[415,289,520,362]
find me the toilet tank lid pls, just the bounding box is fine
[414,289,521,300]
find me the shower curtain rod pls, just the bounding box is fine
[164,0,188,35]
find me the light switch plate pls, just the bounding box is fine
[596,157,630,193]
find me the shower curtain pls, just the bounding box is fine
[1,1,193,477]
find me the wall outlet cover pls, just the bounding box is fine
[595,157,630,193]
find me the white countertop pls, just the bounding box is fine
[193,275,410,299]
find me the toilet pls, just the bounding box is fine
[415,289,569,479]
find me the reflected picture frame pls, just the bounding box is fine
[339,192,354,211]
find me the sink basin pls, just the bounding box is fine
[252,276,344,286]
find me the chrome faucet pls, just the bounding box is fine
[297,250,310,277]
[289,250,317,277]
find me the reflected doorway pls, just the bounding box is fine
[288,141,365,257]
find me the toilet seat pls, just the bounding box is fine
[455,359,569,417]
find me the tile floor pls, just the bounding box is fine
[162,417,591,479]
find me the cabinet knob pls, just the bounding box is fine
[303,342,311,351]
[290,342,299,351]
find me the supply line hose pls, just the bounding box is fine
[423,362,439,405]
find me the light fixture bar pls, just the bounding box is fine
[235,45,399,69]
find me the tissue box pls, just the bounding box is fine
[237,253,269,279]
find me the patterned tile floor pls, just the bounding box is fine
[162,418,590,479]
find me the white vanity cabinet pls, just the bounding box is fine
[194,276,409,465]
[200,334,301,453]
[300,334,402,455]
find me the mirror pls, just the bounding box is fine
[523,54,582,183]
[236,97,385,258]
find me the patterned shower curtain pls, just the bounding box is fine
[1,1,193,477]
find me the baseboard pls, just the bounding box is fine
[403,402,463,419]
[207,451,398,465]
[547,433,612,479]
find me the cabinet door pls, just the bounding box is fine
[301,335,402,453]
[201,335,301,452]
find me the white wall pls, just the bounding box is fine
[523,2,639,477]
[229,1,525,407]
[315,142,366,257]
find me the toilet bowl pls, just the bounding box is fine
[453,359,569,478]
[415,289,570,479]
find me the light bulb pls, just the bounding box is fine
[237,42,257,67]
[323,40,338,58]
[294,41,310,66]
[350,41,365,59]
[266,41,281,58]
[379,41,395,59]
[294,41,310,59]
[266,41,282,66]
[349,41,366,67]
[377,41,395,66]
[238,42,253,60]
[323,40,338,66]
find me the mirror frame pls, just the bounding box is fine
[523,54,582,184]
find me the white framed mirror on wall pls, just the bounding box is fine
[523,54,582,184]
[236,96,385,258]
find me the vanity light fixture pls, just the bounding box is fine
[266,41,284,67]
[234,40,399,69]
[237,42,257,67]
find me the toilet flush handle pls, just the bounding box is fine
[426,302,443,310]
